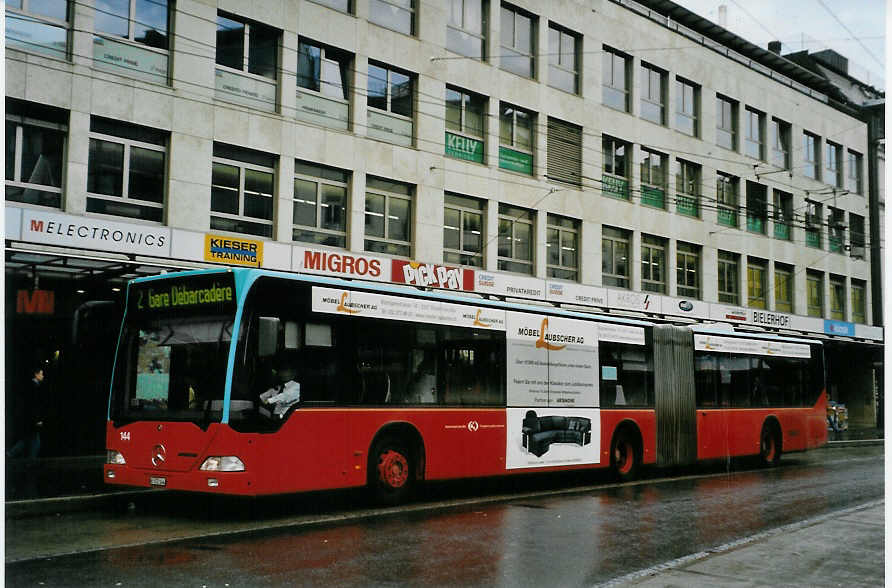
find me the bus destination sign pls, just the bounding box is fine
[129,273,237,316]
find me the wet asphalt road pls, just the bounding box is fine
[5,445,884,587]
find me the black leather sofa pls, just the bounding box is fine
[521,410,592,457]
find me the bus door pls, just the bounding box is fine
[653,326,697,466]
[693,353,731,460]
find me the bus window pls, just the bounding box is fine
[599,341,654,407]
[694,354,718,407]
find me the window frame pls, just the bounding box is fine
[94,0,170,51]
[499,4,536,79]
[747,258,767,309]
[499,102,534,166]
[716,94,737,151]
[847,149,863,194]
[291,161,349,248]
[447,0,487,60]
[849,213,865,258]
[851,280,866,323]
[215,12,279,81]
[364,176,413,257]
[307,0,352,14]
[828,207,845,254]
[639,147,667,209]
[675,77,699,137]
[5,112,66,209]
[744,107,765,160]
[87,122,167,223]
[806,271,824,318]
[717,250,740,305]
[770,117,790,169]
[6,0,71,60]
[367,62,414,119]
[601,226,630,289]
[803,131,820,180]
[297,38,351,101]
[602,46,630,112]
[745,181,767,235]
[446,85,486,139]
[774,264,793,313]
[829,275,846,320]
[368,0,416,36]
[805,199,822,248]
[639,62,666,125]
[444,192,485,268]
[547,23,580,94]
[826,141,843,188]
[676,242,700,299]
[497,203,535,275]
[210,147,276,238]
[602,135,630,200]
[546,213,579,281]
[641,234,666,294]
[716,171,739,228]
[674,158,701,217]
[773,189,793,241]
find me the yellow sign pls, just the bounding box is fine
[204,234,263,267]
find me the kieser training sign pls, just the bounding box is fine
[204,234,263,267]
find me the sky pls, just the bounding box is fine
[673,0,886,89]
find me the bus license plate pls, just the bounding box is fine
[150,477,166,487]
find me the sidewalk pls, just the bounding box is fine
[616,501,884,587]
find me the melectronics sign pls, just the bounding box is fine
[20,209,171,256]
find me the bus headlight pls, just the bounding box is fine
[106,450,126,465]
[200,456,245,472]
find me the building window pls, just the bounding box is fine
[365,176,412,257]
[602,226,630,289]
[368,62,414,146]
[747,258,767,309]
[640,63,665,125]
[211,143,275,238]
[744,107,764,160]
[447,0,486,60]
[369,0,415,35]
[717,251,739,304]
[676,242,700,299]
[640,148,666,208]
[716,95,737,151]
[716,172,738,228]
[500,4,535,79]
[602,136,630,200]
[444,193,485,268]
[826,142,843,188]
[847,150,863,194]
[309,0,351,13]
[774,264,793,313]
[829,276,846,320]
[745,181,767,235]
[849,213,865,259]
[773,189,793,241]
[674,159,700,217]
[6,0,69,59]
[828,207,845,254]
[292,160,348,248]
[87,117,166,223]
[499,102,534,175]
[770,117,790,169]
[641,235,666,293]
[675,77,699,136]
[5,100,66,208]
[296,39,351,130]
[445,86,486,163]
[851,280,866,323]
[547,117,582,186]
[805,200,822,248]
[602,47,630,112]
[215,13,278,110]
[94,0,170,81]
[548,24,579,94]
[546,214,579,281]
[803,131,820,180]
[498,203,534,274]
[807,271,823,317]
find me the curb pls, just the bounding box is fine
[5,490,154,518]
[826,439,884,448]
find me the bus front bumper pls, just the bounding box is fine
[104,464,258,495]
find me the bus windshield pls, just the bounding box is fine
[109,272,238,426]
[110,315,234,425]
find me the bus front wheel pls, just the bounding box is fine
[610,429,641,482]
[369,436,414,505]
[759,422,782,467]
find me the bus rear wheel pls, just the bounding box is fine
[369,436,414,505]
[610,429,641,482]
[759,423,782,467]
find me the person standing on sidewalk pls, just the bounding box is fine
[7,366,45,459]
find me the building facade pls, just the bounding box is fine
[5,0,884,456]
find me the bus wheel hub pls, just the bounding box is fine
[378,450,408,488]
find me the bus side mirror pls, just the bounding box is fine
[258,316,280,358]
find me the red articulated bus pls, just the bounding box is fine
[104,269,828,503]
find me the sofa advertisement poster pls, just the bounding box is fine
[506,312,598,408]
[506,407,601,469]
